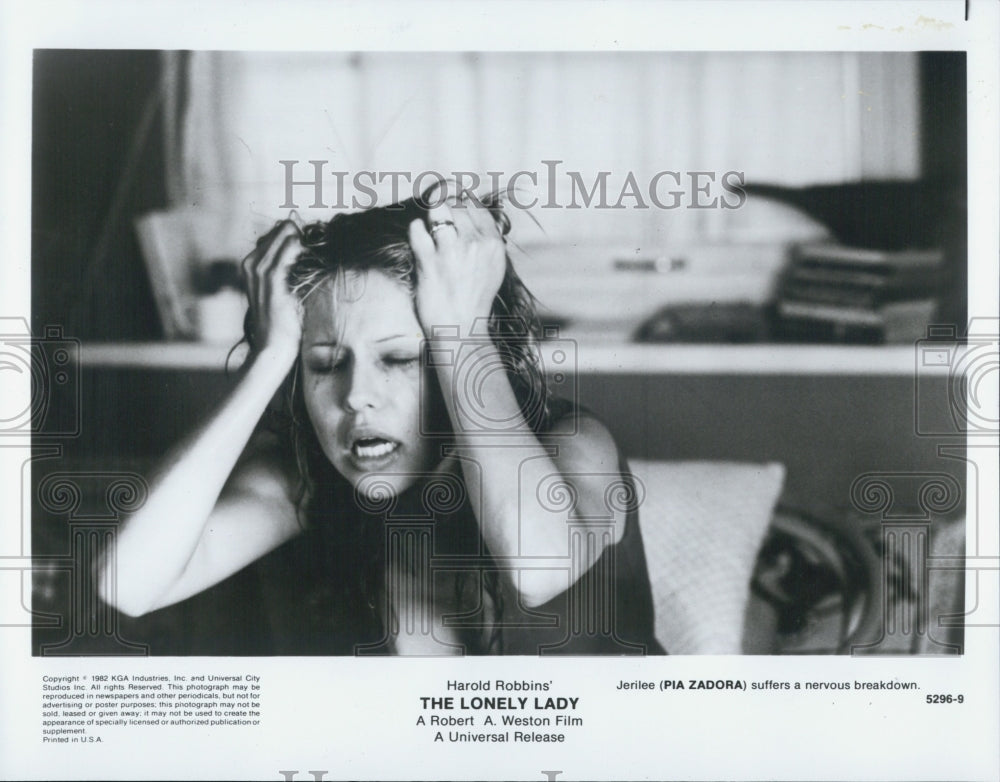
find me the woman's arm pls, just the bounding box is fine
[409,199,626,608]
[97,222,306,617]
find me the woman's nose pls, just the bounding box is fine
[343,361,383,412]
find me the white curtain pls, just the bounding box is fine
[171,51,920,311]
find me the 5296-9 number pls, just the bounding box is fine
[926,694,964,704]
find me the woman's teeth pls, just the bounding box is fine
[352,438,399,459]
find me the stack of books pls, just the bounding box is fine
[774,243,946,343]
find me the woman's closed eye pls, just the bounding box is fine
[382,353,420,369]
[305,350,418,375]
[305,350,348,374]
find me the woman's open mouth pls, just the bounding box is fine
[352,437,399,460]
[346,435,402,470]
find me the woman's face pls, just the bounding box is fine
[300,270,443,497]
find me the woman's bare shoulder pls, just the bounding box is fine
[541,403,622,471]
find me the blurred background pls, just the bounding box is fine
[32,50,966,343]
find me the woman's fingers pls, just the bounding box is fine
[243,222,299,309]
[262,232,302,291]
[416,192,505,272]
[240,248,259,305]
[426,202,459,250]
[243,221,297,277]
[257,222,300,278]
[243,219,303,354]
[244,220,293,278]
[411,189,507,334]
[408,218,436,263]
[464,193,500,236]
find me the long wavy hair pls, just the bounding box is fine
[249,188,551,653]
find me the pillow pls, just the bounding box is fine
[629,459,786,654]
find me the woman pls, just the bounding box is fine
[100,188,662,655]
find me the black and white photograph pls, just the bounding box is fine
[3,1,999,780]
[26,49,972,658]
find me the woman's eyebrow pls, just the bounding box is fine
[307,334,413,348]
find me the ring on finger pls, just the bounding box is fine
[429,219,457,236]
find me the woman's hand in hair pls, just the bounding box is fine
[242,219,303,362]
[408,196,506,337]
